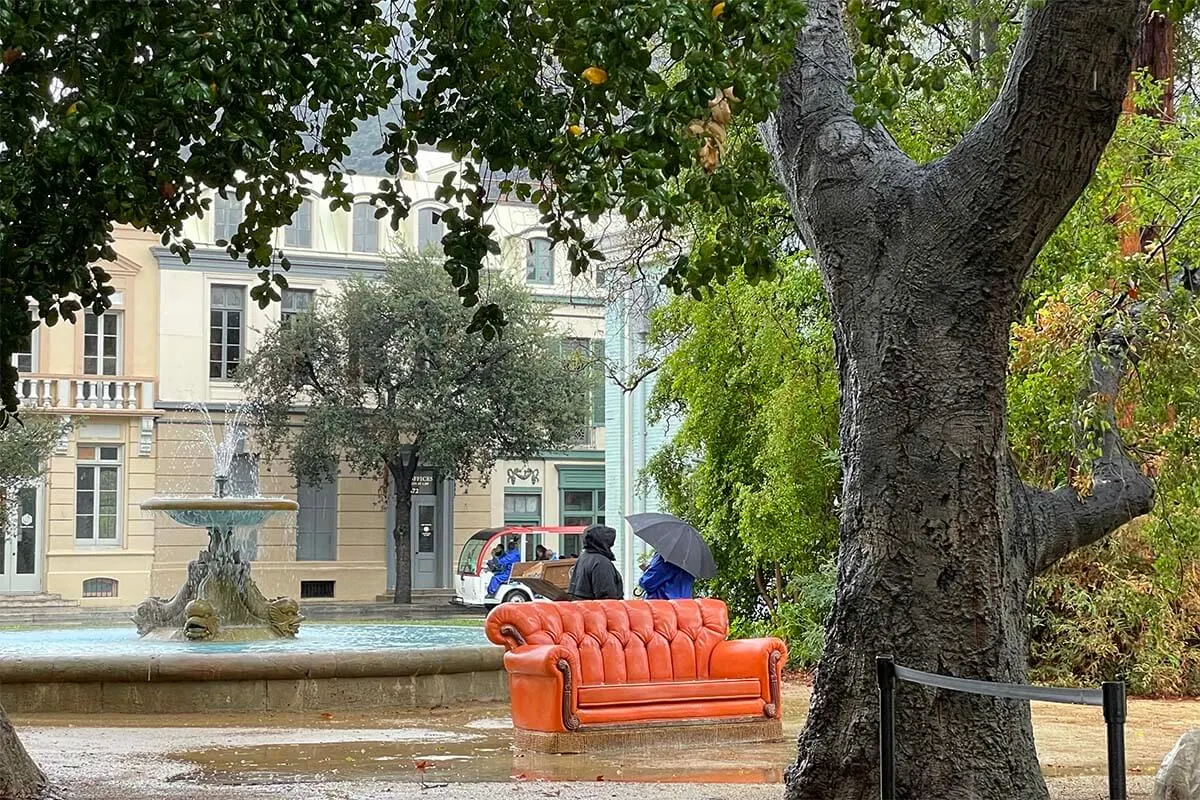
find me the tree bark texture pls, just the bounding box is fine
[390,456,417,605]
[764,2,1152,798]
[0,704,46,800]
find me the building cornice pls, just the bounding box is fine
[154,246,606,308]
[153,246,386,279]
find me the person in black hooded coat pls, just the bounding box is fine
[567,524,624,600]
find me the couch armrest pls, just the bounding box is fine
[709,638,788,717]
[502,645,581,733]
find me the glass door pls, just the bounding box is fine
[2,486,42,593]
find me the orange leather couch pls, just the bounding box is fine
[485,599,787,733]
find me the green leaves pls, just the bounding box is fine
[236,251,588,488]
[1,0,395,419]
[0,416,69,521]
[644,265,840,665]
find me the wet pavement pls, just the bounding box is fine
[13,682,1198,799]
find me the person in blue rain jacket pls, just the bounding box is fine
[487,542,522,597]
[638,552,695,600]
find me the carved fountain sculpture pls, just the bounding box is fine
[134,409,304,642]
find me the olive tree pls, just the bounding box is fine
[238,254,588,604]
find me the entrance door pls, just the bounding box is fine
[2,486,42,593]
[410,496,438,589]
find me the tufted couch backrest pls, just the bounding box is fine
[486,599,730,685]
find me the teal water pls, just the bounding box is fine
[0,623,487,657]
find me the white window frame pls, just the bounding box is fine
[75,445,122,546]
[12,312,37,373]
[416,206,446,254]
[83,311,122,376]
[210,284,246,381]
[526,237,554,284]
[352,201,380,253]
[280,288,316,325]
[213,194,244,244]
[503,492,542,526]
[285,199,314,249]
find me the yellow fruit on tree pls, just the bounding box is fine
[581,66,608,85]
[568,124,583,136]
[711,2,725,18]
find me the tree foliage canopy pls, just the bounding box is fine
[0,415,66,520]
[238,253,589,489]
[645,21,1200,693]
[645,267,839,668]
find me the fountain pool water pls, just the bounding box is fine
[134,406,303,643]
[0,623,487,657]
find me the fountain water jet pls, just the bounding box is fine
[133,406,303,642]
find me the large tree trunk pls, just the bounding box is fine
[389,456,417,605]
[765,1,1153,798]
[0,704,46,800]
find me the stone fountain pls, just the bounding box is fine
[133,407,304,642]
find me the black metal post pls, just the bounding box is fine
[1102,681,1127,800]
[877,656,897,800]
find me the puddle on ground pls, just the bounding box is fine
[170,723,790,786]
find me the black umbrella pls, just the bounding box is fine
[625,512,717,579]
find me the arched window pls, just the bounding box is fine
[417,207,446,254]
[212,194,244,244]
[352,202,380,253]
[525,237,553,284]
[284,199,314,248]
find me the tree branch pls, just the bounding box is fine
[939,0,1147,270]
[1031,252,1200,573]
[762,0,910,250]
[1029,307,1165,573]
[302,353,335,399]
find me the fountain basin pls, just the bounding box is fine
[135,495,305,642]
[0,635,506,714]
[142,496,298,529]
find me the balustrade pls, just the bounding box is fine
[15,375,156,412]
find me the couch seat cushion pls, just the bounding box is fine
[577,678,762,707]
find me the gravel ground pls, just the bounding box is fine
[14,722,1160,800]
[13,680,1193,800]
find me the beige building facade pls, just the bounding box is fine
[7,151,607,606]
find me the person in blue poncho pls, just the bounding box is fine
[486,541,522,597]
[638,552,695,600]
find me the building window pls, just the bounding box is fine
[82,577,119,598]
[213,194,244,244]
[352,202,380,253]
[561,488,605,556]
[210,285,245,380]
[284,199,314,248]
[300,580,336,599]
[526,238,554,284]
[417,207,445,254]
[503,493,542,526]
[76,446,121,544]
[13,325,34,373]
[280,288,315,326]
[83,312,121,376]
[297,475,338,561]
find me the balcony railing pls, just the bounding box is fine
[16,375,156,412]
[566,424,603,448]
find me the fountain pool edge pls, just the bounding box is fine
[0,645,507,714]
